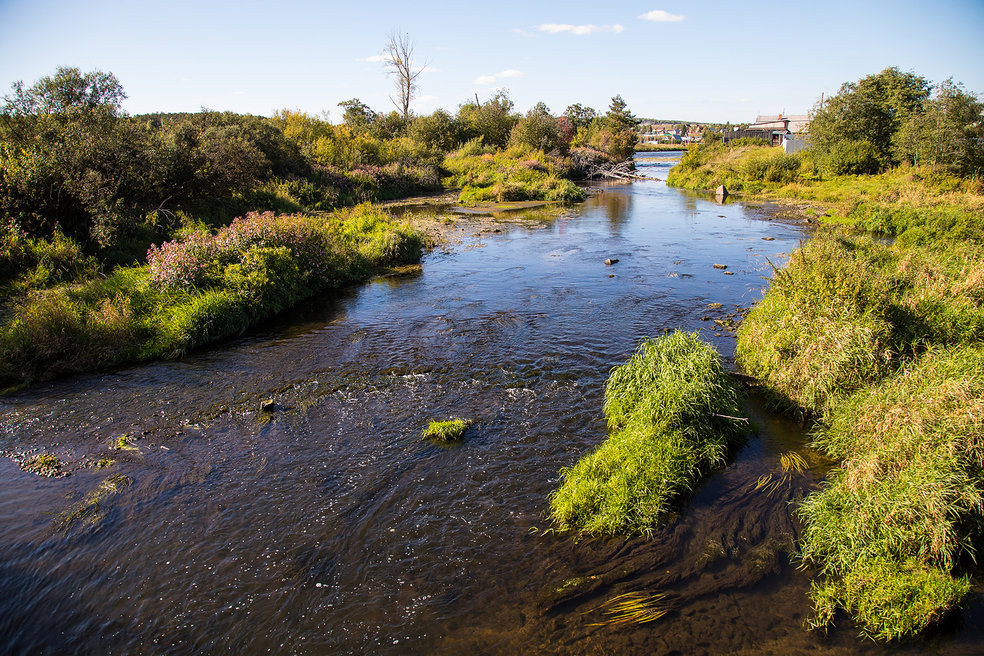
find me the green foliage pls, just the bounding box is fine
[810,67,931,167]
[510,102,564,153]
[549,331,746,536]
[893,79,984,177]
[422,418,471,442]
[818,140,881,175]
[0,225,98,292]
[0,205,423,385]
[456,90,518,149]
[408,109,466,152]
[737,233,984,416]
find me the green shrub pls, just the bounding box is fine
[549,331,746,536]
[0,206,423,385]
[821,140,881,176]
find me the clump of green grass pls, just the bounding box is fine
[549,331,747,536]
[798,346,984,640]
[55,473,133,532]
[422,418,471,443]
[737,233,984,417]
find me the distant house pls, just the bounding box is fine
[724,113,811,152]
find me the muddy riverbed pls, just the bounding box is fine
[1,153,981,655]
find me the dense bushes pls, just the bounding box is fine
[0,205,422,385]
[549,331,746,536]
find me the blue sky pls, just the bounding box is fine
[1,0,982,123]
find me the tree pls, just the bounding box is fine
[457,89,517,149]
[604,94,638,132]
[510,102,563,152]
[563,103,597,132]
[894,79,984,176]
[384,32,427,121]
[809,67,931,167]
[337,98,377,134]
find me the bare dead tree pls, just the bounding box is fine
[384,32,427,121]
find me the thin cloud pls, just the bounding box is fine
[639,10,685,23]
[360,53,393,63]
[536,23,625,36]
[474,69,525,86]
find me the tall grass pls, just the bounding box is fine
[0,205,423,386]
[549,331,746,536]
[737,233,984,416]
[799,346,984,640]
[442,143,586,204]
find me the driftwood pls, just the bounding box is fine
[586,160,650,181]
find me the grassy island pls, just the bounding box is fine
[549,331,747,537]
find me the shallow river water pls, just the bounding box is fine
[1,153,981,655]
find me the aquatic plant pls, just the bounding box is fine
[22,452,62,477]
[549,331,747,536]
[583,591,668,626]
[422,418,471,443]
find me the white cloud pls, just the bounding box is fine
[639,10,685,23]
[536,23,624,36]
[422,65,439,73]
[513,28,535,38]
[474,69,525,86]
[361,53,393,63]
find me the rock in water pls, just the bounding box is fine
[715,185,728,200]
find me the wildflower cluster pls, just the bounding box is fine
[147,212,334,290]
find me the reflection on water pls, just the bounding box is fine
[1,152,980,655]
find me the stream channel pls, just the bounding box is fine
[2,152,982,655]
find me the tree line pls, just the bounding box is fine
[0,66,638,279]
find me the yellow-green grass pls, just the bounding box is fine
[798,346,984,640]
[549,331,747,536]
[443,143,586,205]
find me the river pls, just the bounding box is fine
[1,152,981,655]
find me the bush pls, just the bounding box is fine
[443,145,586,204]
[821,140,881,176]
[549,331,746,536]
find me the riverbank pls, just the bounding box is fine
[0,205,424,388]
[675,143,984,639]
